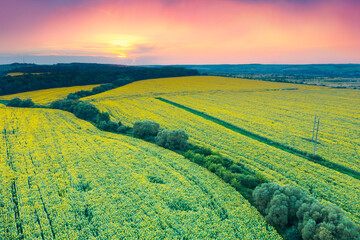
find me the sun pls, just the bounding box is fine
[117,52,127,58]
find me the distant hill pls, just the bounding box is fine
[174,64,360,77]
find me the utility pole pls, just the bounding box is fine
[311,115,317,142]
[313,117,320,155]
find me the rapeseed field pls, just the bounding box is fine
[0,106,280,239]
[82,76,321,101]
[0,84,100,105]
[1,75,359,237]
[165,89,360,173]
[88,76,360,225]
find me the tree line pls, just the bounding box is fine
[0,64,199,95]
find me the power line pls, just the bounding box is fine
[312,115,320,155]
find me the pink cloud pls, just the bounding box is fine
[0,0,359,64]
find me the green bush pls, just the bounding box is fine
[253,183,360,240]
[116,125,130,133]
[97,112,111,123]
[204,155,233,168]
[133,121,160,139]
[193,153,206,165]
[66,93,78,100]
[7,98,34,108]
[297,200,360,240]
[7,98,22,107]
[20,98,35,107]
[155,129,189,150]
[72,102,100,123]
[184,150,195,159]
[229,165,244,173]
[236,174,259,189]
[97,120,119,132]
[193,146,213,156]
[221,170,235,183]
[284,226,301,240]
[207,163,222,173]
[204,155,223,165]
[50,99,79,112]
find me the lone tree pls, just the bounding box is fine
[155,129,189,150]
[133,121,160,139]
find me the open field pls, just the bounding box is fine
[1,75,359,238]
[0,84,100,105]
[86,76,360,224]
[178,64,360,88]
[82,76,321,101]
[0,105,280,239]
[162,88,360,172]
[6,72,48,77]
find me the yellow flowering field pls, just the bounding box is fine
[163,88,360,172]
[0,106,280,239]
[0,84,100,105]
[93,97,360,224]
[6,72,47,77]
[83,76,321,101]
[87,76,360,225]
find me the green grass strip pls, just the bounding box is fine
[156,97,360,180]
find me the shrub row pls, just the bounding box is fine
[49,99,129,133]
[132,120,265,200]
[184,146,265,201]
[67,83,118,100]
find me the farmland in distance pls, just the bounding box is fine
[0,84,100,105]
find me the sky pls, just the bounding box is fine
[0,0,359,65]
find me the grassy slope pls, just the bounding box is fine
[86,76,360,224]
[0,84,100,105]
[0,105,280,239]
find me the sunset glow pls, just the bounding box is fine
[117,52,127,58]
[0,0,359,64]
